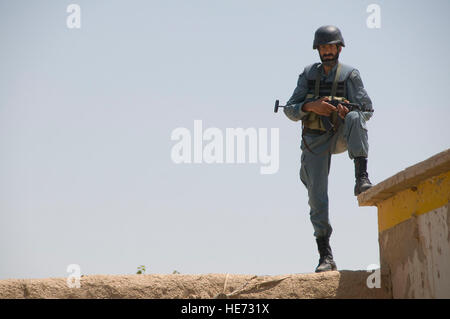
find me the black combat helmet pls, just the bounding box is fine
[313,25,345,49]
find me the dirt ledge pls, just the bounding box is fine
[0,271,392,299]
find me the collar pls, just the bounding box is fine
[319,61,340,78]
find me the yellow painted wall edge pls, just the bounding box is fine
[377,171,450,233]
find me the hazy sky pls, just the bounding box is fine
[1,0,449,280]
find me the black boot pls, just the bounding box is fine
[354,157,373,196]
[315,237,337,273]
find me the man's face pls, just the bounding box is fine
[318,44,342,67]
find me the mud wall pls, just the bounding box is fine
[0,272,391,299]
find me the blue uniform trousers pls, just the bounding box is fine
[300,111,370,238]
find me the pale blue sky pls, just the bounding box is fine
[1,0,449,279]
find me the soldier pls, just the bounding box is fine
[283,25,374,272]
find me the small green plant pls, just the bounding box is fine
[172,270,180,274]
[136,265,146,275]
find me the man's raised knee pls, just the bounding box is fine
[345,111,360,121]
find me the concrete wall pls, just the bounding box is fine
[358,149,450,298]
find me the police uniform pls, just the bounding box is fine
[281,25,374,273]
[284,62,373,239]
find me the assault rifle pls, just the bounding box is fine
[274,96,374,132]
[274,97,374,113]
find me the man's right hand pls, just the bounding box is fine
[302,97,337,116]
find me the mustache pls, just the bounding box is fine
[322,54,335,59]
